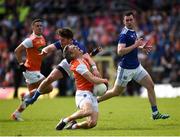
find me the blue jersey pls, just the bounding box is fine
[53,39,87,54]
[118,27,139,69]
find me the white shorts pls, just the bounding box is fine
[23,70,45,84]
[115,64,148,87]
[57,59,71,76]
[75,90,98,112]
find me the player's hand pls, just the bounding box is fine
[90,46,103,56]
[19,63,27,72]
[39,49,48,56]
[103,79,108,84]
[143,46,152,54]
[135,38,144,48]
[142,41,153,54]
[97,46,103,52]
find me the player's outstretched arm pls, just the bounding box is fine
[39,44,57,56]
[89,46,102,56]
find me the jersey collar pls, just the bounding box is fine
[32,32,42,38]
[125,26,135,31]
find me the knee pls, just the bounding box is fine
[146,82,154,91]
[88,120,97,128]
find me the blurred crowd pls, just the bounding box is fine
[0,0,179,96]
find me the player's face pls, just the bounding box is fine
[59,36,72,48]
[32,22,43,35]
[124,15,135,29]
[69,45,83,58]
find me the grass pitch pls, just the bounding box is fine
[0,97,180,136]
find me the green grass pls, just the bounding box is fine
[0,97,180,136]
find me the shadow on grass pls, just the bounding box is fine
[157,123,180,127]
[0,118,56,123]
[0,119,14,122]
[96,127,154,130]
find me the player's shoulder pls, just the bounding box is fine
[53,40,60,46]
[121,27,129,35]
[29,33,36,40]
[72,39,80,46]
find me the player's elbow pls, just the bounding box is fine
[117,49,124,56]
[14,46,21,55]
[88,78,95,84]
[14,48,18,54]
[15,44,25,54]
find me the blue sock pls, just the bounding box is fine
[31,90,41,101]
[151,106,158,114]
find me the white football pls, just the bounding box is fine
[93,83,107,96]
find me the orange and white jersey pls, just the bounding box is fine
[70,58,94,92]
[21,33,46,71]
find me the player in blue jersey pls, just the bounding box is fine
[25,28,101,105]
[97,11,169,120]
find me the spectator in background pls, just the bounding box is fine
[0,0,179,97]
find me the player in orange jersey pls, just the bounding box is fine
[56,45,108,130]
[11,19,53,121]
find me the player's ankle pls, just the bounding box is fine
[72,124,78,129]
[63,117,69,123]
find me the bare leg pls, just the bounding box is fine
[138,74,156,106]
[56,102,98,130]
[75,111,98,129]
[98,84,125,103]
[38,68,63,94]
[11,77,53,121]
[25,68,63,105]
[11,79,44,121]
[138,74,170,119]
[66,102,94,121]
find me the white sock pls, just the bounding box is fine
[14,111,21,116]
[63,118,69,123]
[72,124,77,129]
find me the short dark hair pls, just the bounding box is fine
[63,45,74,63]
[123,11,135,17]
[31,19,42,26]
[56,28,73,39]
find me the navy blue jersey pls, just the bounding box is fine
[118,27,139,69]
[54,39,87,54]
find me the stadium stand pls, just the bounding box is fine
[0,0,179,97]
